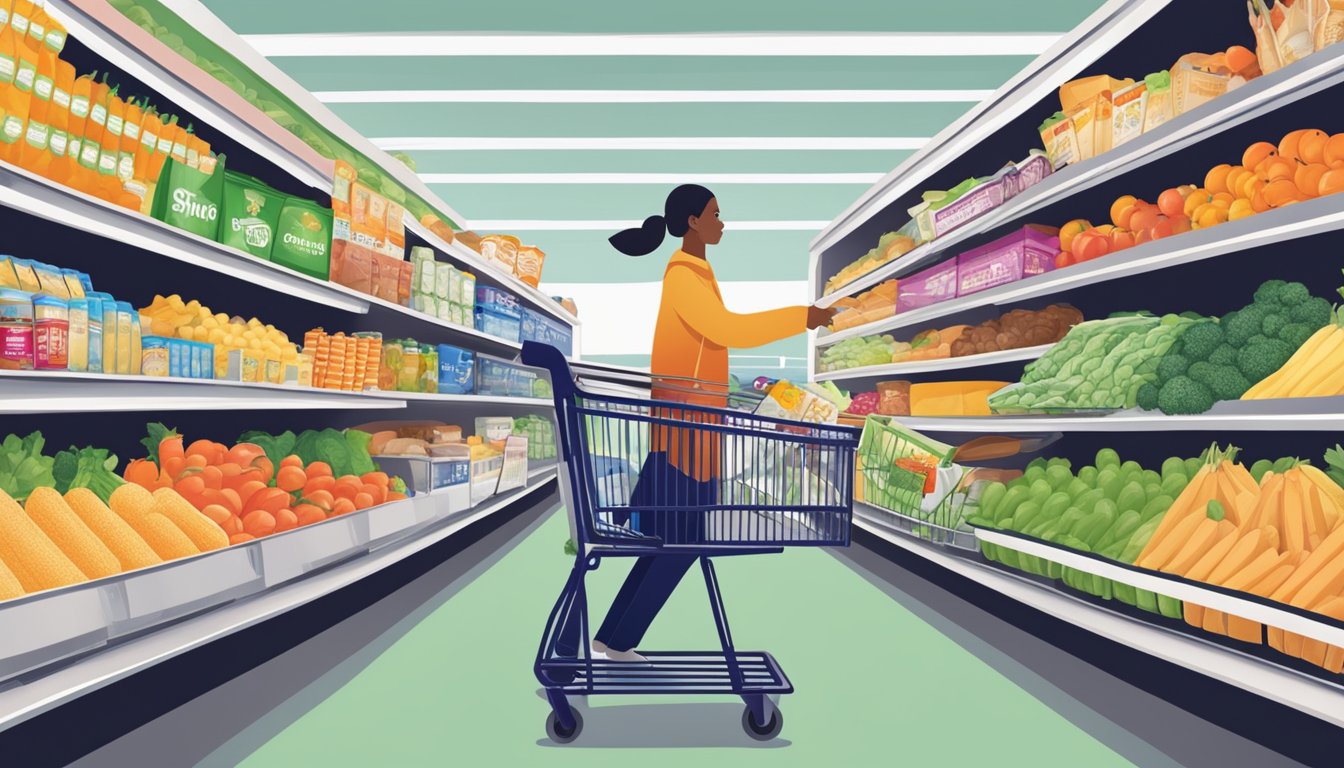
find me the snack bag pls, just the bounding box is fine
[149,154,225,239]
[271,197,332,279]
[219,171,284,259]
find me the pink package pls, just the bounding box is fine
[896,259,959,313]
[956,225,1060,297]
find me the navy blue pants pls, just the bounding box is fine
[557,452,714,655]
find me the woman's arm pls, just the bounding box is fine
[665,265,808,348]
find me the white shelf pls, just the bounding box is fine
[815,344,1050,382]
[52,0,575,327]
[360,292,523,352]
[811,0,1165,256]
[895,396,1344,433]
[814,29,1344,306]
[817,193,1344,347]
[0,370,555,414]
[855,518,1344,730]
[0,472,559,732]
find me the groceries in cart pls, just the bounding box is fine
[752,379,850,424]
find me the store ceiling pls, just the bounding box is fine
[202,0,1107,374]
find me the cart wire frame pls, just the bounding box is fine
[522,343,860,742]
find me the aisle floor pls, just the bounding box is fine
[206,509,1132,767]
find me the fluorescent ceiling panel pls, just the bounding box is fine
[471,220,829,231]
[314,89,994,103]
[421,173,883,184]
[375,137,929,151]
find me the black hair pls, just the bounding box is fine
[609,184,716,256]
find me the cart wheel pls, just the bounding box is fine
[741,704,783,741]
[546,709,583,744]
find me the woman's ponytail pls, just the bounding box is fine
[609,215,667,257]
[609,184,716,257]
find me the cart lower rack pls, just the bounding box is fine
[522,343,859,743]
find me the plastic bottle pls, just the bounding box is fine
[51,70,90,188]
[79,73,108,197]
[37,53,70,178]
[113,96,142,209]
[115,301,133,374]
[83,291,101,373]
[96,88,124,200]
[17,11,52,172]
[66,295,86,371]
[0,5,18,158]
[0,8,35,165]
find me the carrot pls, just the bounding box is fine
[1208,528,1276,585]
[293,504,326,526]
[175,474,206,500]
[1138,513,1205,570]
[124,458,160,488]
[184,453,208,471]
[1166,518,1233,575]
[302,475,335,496]
[220,514,244,536]
[216,488,242,516]
[237,480,268,508]
[1200,607,1226,636]
[158,434,185,465]
[1186,524,1242,582]
[229,532,256,545]
[280,455,303,469]
[1288,554,1344,611]
[162,456,186,478]
[1139,468,1213,561]
[331,498,356,516]
[1225,549,1292,591]
[252,456,274,484]
[1224,562,1299,644]
[387,491,408,502]
[201,465,223,490]
[276,465,306,492]
[360,471,389,487]
[242,509,276,537]
[227,443,265,466]
[354,492,374,510]
[361,483,386,505]
[305,461,332,478]
[200,504,232,527]
[305,489,335,512]
[246,487,290,515]
[1271,524,1344,602]
[217,462,243,481]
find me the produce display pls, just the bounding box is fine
[829,280,897,331]
[969,444,1344,675]
[950,305,1083,357]
[824,233,917,295]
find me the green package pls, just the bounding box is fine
[150,155,225,240]
[271,196,332,279]
[219,171,284,259]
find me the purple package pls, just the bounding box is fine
[956,225,1060,297]
[1006,152,1053,199]
[896,259,959,313]
[923,176,1008,239]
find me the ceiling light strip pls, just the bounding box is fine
[373,137,929,151]
[313,89,994,104]
[243,33,1060,58]
[421,173,883,184]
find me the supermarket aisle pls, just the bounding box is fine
[77,505,1278,767]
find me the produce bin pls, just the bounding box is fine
[258,514,372,587]
[0,584,111,685]
[856,416,980,549]
[109,545,266,637]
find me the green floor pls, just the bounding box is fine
[235,511,1132,766]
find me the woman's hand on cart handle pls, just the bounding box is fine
[806,305,836,330]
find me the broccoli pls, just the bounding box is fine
[1207,344,1237,366]
[1188,362,1252,400]
[1156,353,1190,382]
[1136,382,1159,411]
[1262,313,1288,338]
[1224,305,1268,346]
[1180,321,1224,361]
[1290,296,1332,327]
[1158,376,1216,415]
[1254,279,1287,305]
[1238,339,1295,382]
[1247,334,1269,347]
[1278,322,1315,350]
[1277,281,1311,307]
[1178,311,1206,321]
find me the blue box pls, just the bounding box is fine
[437,344,476,395]
[476,354,550,398]
[476,285,522,318]
[169,340,188,378]
[521,307,574,356]
[475,306,522,343]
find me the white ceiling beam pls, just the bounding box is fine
[373,137,929,151]
[422,173,883,184]
[314,89,993,104]
[470,220,829,231]
[243,33,1059,58]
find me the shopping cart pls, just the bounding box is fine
[522,343,859,743]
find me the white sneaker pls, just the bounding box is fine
[591,639,609,655]
[591,640,647,662]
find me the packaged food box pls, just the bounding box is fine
[329,240,375,294]
[1142,70,1174,134]
[1110,79,1148,149]
[520,307,574,356]
[515,245,545,287]
[476,285,522,318]
[956,225,1059,297]
[141,335,169,376]
[0,288,33,371]
[271,197,332,280]
[1039,112,1080,169]
[219,171,283,260]
[476,354,549,398]
[369,252,402,303]
[150,156,225,240]
[375,453,469,506]
[398,261,413,307]
[1059,75,1131,162]
[896,259,959,314]
[1171,53,1229,116]
[476,416,515,451]
[912,172,1010,242]
[475,306,522,343]
[1006,152,1053,198]
[910,381,1011,417]
[60,269,86,300]
[437,344,475,395]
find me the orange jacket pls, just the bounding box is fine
[650,250,807,480]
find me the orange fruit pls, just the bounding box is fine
[1184,188,1211,218]
[1204,164,1233,194]
[1210,192,1235,208]
[1093,223,1116,236]
[1319,167,1344,197]
[1171,215,1193,235]
[1240,173,1266,201]
[1262,178,1302,208]
[1058,218,1092,252]
[1110,228,1136,251]
[1157,188,1187,218]
[1294,162,1328,199]
[1129,207,1160,233]
[1324,133,1344,166]
[1251,189,1270,213]
[1073,232,1111,262]
[1110,195,1138,228]
[1055,251,1076,269]
[1223,166,1249,197]
[1243,141,1278,169]
[1228,198,1255,221]
[1150,217,1175,239]
[1297,129,1329,164]
[1279,129,1309,162]
[1262,156,1297,182]
[1196,204,1229,228]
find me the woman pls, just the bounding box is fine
[584,184,834,662]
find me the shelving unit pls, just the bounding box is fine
[808,0,1344,733]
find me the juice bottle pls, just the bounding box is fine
[128,102,156,206]
[0,3,17,155]
[0,7,36,165]
[170,119,187,166]
[79,72,107,196]
[49,69,89,187]
[182,123,199,169]
[41,12,62,54]
[97,89,124,199]
[17,13,53,172]
[113,96,141,209]
[193,132,215,175]
[23,5,42,53]
[37,54,69,177]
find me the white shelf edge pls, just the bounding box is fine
[813,35,1344,305]
[853,518,1344,730]
[816,193,1344,347]
[148,0,577,325]
[0,472,559,732]
[810,0,1166,254]
[0,370,555,413]
[359,291,523,351]
[815,344,1050,382]
[894,405,1344,434]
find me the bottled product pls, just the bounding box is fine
[67,296,87,371]
[0,287,33,369]
[32,294,66,369]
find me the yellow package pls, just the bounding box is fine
[12,260,41,293]
[1171,53,1229,116]
[1110,79,1147,148]
[1142,71,1173,134]
[909,381,1010,417]
[1060,75,1131,162]
[0,256,18,289]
